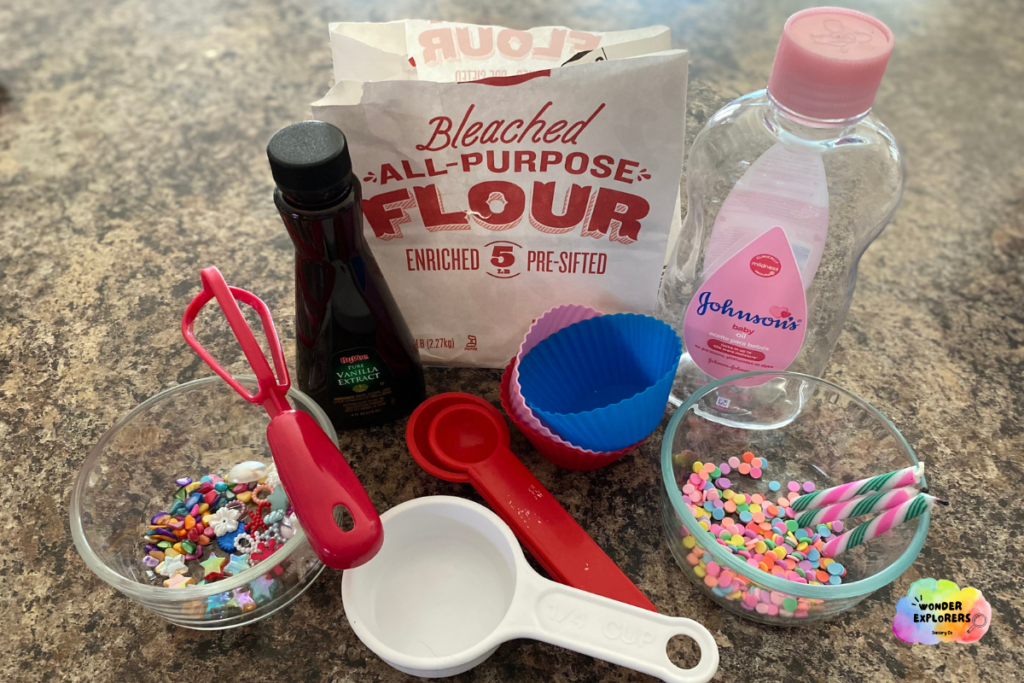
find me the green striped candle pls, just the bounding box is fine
[789,463,924,512]
[821,493,935,558]
[795,486,918,529]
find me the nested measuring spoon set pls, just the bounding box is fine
[71,269,717,682]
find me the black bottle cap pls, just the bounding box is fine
[267,121,353,201]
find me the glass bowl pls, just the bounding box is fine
[71,376,331,629]
[661,372,929,625]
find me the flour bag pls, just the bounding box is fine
[313,20,688,366]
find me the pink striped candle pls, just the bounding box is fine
[821,493,936,558]
[789,463,924,512]
[794,486,918,529]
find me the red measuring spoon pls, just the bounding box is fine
[181,266,382,570]
[420,400,656,612]
[407,392,505,482]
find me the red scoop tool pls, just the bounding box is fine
[408,394,656,612]
[181,266,382,569]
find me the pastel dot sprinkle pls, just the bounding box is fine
[672,450,854,621]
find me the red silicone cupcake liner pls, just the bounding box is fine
[500,358,642,471]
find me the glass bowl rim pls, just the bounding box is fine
[70,375,333,601]
[660,370,929,600]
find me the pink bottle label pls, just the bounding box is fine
[683,226,807,382]
[702,143,829,286]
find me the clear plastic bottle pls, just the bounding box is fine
[657,7,904,426]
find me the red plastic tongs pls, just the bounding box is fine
[181,266,383,569]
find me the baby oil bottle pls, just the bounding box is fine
[657,7,904,426]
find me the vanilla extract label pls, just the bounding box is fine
[329,348,398,418]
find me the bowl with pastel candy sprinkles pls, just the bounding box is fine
[661,372,935,625]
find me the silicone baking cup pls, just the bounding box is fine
[517,314,682,452]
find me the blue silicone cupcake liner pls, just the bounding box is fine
[517,313,682,452]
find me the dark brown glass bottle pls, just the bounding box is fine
[268,121,425,430]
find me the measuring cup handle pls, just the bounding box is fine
[508,576,719,683]
[469,448,657,612]
[267,410,383,570]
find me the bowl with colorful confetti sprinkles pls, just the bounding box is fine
[71,376,333,629]
[660,371,930,625]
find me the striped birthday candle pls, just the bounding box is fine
[789,463,924,512]
[821,493,937,558]
[794,486,919,529]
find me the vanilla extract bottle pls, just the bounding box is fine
[268,121,425,430]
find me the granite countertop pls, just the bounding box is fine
[2,0,1023,681]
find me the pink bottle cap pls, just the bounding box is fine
[767,7,894,121]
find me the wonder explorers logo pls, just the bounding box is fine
[693,292,801,331]
[360,101,654,246]
[893,578,991,644]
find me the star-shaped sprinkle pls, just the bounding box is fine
[250,575,276,602]
[267,486,289,512]
[206,591,231,615]
[223,554,249,577]
[199,554,227,577]
[231,588,256,613]
[164,573,194,588]
[158,554,188,577]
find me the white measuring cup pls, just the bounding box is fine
[342,497,719,682]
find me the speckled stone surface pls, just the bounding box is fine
[2,0,1023,681]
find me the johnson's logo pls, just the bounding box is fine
[694,292,801,331]
[338,354,370,363]
[416,102,605,152]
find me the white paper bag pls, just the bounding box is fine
[313,21,687,367]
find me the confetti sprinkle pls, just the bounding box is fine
[140,464,295,592]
